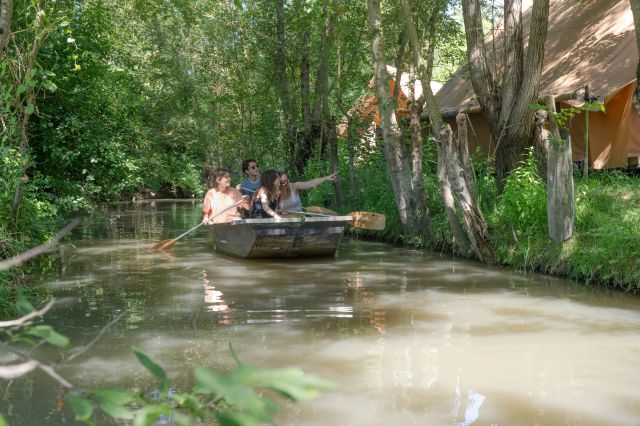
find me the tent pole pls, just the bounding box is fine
[583,85,589,178]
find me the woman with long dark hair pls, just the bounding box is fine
[249,169,282,219]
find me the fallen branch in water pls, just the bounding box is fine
[0,218,80,271]
[0,299,55,328]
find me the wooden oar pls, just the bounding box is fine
[150,200,243,251]
[295,207,386,231]
[305,206,338,215]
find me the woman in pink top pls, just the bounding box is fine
[202,168,251,224]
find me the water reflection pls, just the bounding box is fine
[202,270,233,325]
[4,201,640,426]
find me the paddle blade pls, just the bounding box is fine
[305,206,338,216]
[150,239,176,251]
[348,211,386,231]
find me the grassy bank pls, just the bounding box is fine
[307,146,640,292]
[490,165,640,291]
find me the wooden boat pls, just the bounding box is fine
[209,215,352,259]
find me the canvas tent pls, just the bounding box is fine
[436,0,640,169]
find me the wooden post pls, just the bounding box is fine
[533,109,549,181]
[583,85,589,178]
[546,95,575,243]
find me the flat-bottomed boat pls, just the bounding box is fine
[209,215,352,258]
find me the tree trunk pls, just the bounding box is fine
[441,120,492,262]
[399,0,472,249]
[0,0,12,60]
[437,146,472,253]
[367,0,418,237]
[308,0,337,167]
[326,116,344,208]
[546,96,574,243]
[299,27,312,173]
[12,0,46,216]
[274,0,298,175]
[533,109,549,180]
[407,87,429,229]
[462,0,549,192]
[630,0,640,114]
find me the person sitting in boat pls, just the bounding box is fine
[249,169,282,219]
[236,158,260,198]
[278,171,338,212]
[202,167,251,224]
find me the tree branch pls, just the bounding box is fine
[0,299,55,328]
[0,218,80,271]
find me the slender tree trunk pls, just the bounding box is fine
[437,148,472,253]
[274,0,298,174]
[367,0,418,236]
[407,87,428,229]
[0,0,12,60]
[299,28,312,172]
[462,0,549,192]
[442,119,492,262]
[12,0,46,216]
[326,116,344,208]
[545,96,574,243]
[335,54,356,204]
[307,0,337,167]
[346,124,357,202]
[630,0,640,114]
[399,0,472,250]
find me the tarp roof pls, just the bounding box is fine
[436,0,638,112]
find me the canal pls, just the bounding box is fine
[3,201,640,425]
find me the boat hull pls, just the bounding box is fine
[209,216,351,259]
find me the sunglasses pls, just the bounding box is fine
[249,165,259,169]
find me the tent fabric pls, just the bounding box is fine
[337,66,442,137]
[567,82,638,168]
[435,0,639,169]
[436,0,638,110]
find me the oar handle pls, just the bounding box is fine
[204,199,244,225]
[174,199,243,242]
[173,222,205,242]
[280,210,330,217]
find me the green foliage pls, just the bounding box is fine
[477,158,640,290]
[489,148,548,267]
[62,345,334,425]
[567,172,640,289]
[1,297,334,425]
[529,100,606,128]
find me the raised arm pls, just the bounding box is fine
[291,172,337,191]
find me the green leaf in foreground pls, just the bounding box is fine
[0,412,8,426]
[216,411,262,426]
[16,296,35,316]
[95,389,137,420]
[132,347,168,392]
[98,400,134,420]
[94,389,137,406]
[232,366,335,403]
[194,367,272,421]
[132,405,171,426]
[173,393,204,416]
[68,394,93,422]
[26,325,70,348]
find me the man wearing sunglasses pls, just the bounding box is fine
[237,159,260,199]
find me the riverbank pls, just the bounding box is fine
[310,149,639,293]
